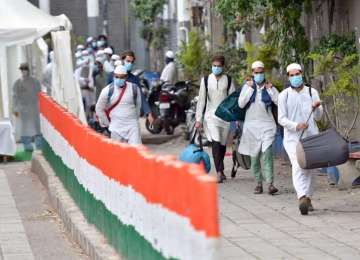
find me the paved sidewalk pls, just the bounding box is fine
[148,136,360,260]
[0,170,34,260]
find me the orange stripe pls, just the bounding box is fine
[39,93,220,237]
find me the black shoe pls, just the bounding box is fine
[217,172,224,183]
[254,184,263,194]
[268,184,279,195]
[221,172,227,181]
[299,196,309,215]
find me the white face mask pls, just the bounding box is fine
[21,70,29,78]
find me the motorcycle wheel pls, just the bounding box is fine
[165,125,174,135]
[145,118,163,134]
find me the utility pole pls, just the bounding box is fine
[87,0,99,36]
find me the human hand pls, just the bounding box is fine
[195,121,202,129]
[246,79,254,88]
[265,82,273,89]
[296,123,309,131]
[312,101,322,109]
[147,113,154,125]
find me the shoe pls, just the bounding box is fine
[221,172,227,181]
[254,184,263,194]
[217,172,223,183]
[299,196,309,215]
[268,184,279,195]
[307,198,314,212]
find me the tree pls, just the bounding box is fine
[215,0,311,71]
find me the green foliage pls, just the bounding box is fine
[131,0,167,48]
[177,31,210,80]
[309,51,360,138]
[311,32,358,57]
[215,0,310,68]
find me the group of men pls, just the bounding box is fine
[195,56,323,215]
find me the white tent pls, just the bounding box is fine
[0,0,86,124]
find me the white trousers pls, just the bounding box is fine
[111,128,142,145]
[284,141,314,199]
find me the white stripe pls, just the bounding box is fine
[40,115,219,260]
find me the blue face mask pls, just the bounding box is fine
[254,73,265,84]
[212,66,223,76]
[124,62,133,72]
[114,78,126,87]
[289,75,303,88]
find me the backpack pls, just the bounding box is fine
[202,74,232,116]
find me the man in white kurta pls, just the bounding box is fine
[238,61,279,194]
[96,65,142,145]
[278,63,323,215]
[160,51,176,85]
[195,55,235,182]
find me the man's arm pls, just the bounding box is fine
[95,87,110,127]
[278,91,298,132]
[311,89,323,121]
[195,77,206,123]
[238,83,254,108]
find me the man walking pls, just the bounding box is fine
[195,55,235,183]
[278,63,323,215]
[238,61,279,195]
[96,65,142,144]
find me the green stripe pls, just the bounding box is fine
[42,140,174,260]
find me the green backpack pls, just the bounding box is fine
[215,89,247,122]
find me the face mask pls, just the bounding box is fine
[91,42,97,48]
[212,66,223,76]
[21,70,29,77]
[87,47,92,53]
[114,78,126,87]
[124,62,133,72]
[254,73,265,84]
[289,75,303,88]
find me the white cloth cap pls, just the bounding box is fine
[104,47,113,55]
[86,36,93,43]
[95,57,104,64]
[251,61,264,69]
[114,65,127,75]
[111,54,120,61]
[165,50,175,59]
[286,63,302,73]
[76,44,84,51]
[96,50,105,57]
[114,60,123,67]
[81,50,89,56]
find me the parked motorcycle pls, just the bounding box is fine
[145,81,193,135]
[184,95,209,146]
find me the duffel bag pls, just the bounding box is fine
[296,128,349,169]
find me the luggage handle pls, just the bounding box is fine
[299,107,315,140]
[191,129,204,152]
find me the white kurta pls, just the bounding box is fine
[238,83,278,157]
[95,82,142,145]
[160,62,176,85]
[278,86,323,198]
[13,76,41,137]
[74,65,95,113]
[195,74,235,145]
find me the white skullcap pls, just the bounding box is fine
[114,65,127,75]
[95,57,104,64]
[165,50,175,59]
[104,47,113,55]
[111,54,120,61]
[81,50,89,56]
[76,44,84,51]
[251,61,264,69]
[96,50,105,57]
[86,36,93,43]
[114,60,123,67]
[286,63,302,73]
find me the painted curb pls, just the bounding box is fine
[31,153,121,260]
